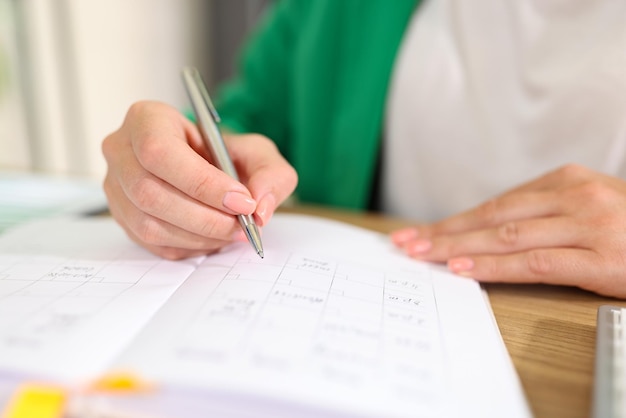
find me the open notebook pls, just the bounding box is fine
[0,213,532,417]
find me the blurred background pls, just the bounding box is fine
[0,0,270,180]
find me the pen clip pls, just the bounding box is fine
[183,66,221,123]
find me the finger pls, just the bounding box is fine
[410,165,600,242]
[421,190,563,237]
[446,248,605,292]
[128,103,257,216]
[391,191,558,246]
[105,169,237,254]
[105,123,234,242]
[117,147,246,240]
[228,134,298,226]
[123,226,223,261]
[403,216,588,262]
[497,167,565,195]
[499,164,599,196]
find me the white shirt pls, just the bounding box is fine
[381,0,626,222]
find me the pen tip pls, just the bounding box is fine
[258,251,264,259]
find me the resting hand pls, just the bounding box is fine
[102,101,297,259]
[391,164,626,298]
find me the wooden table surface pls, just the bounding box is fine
[282,204,626,418]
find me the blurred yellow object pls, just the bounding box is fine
[1,384,66,418]
[88,371,153,393]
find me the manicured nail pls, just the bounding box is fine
[448,257,474,275]
[391,228,419,245]
[223,191,256,215]
[406,239,432,256]
[255,194,276,226]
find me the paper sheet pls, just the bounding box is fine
[0,217,199,381]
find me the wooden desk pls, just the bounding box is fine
[281,204,626,418]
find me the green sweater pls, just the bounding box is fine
[216,0,420,210]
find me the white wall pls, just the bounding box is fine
[0,0,211,180]
[0,0,30,171]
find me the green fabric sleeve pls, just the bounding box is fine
[215,0,419,209]
[215,1,307,156]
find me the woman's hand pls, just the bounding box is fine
[391,164,626,298]
[102,101,297,260]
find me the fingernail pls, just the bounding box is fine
[406,239,431,256]
[223,192,256,215]
[391,228,419,245]
[448,257,474,275]
[256,194,276,226]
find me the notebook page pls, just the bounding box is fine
[0,217,200,381]
[113,214,531,418]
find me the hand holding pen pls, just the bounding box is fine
[101,75,297,260]
[182,66,264,257]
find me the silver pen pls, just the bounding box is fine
[181,66,264,258]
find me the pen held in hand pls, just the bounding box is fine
[181,66,264,258]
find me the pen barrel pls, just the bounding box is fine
[198,117,240,181]
[181,67,240,180]
[182,66,263,257]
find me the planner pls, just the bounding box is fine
[0,213,532,417]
